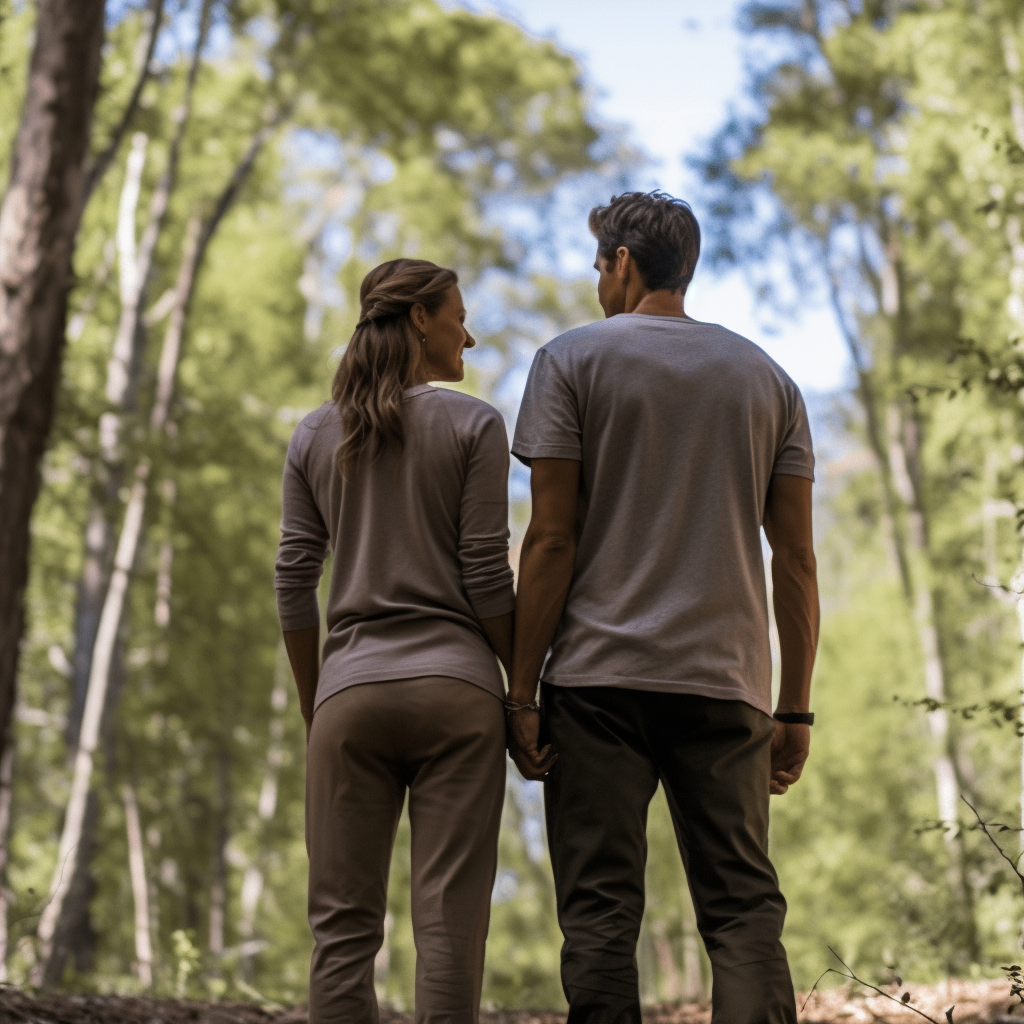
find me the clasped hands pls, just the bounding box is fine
[506,706,557,781]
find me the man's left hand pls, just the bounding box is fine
[770,722,809,795]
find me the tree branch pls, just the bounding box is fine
[84,0,166,201]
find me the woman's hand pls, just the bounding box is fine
[507,708,557,781]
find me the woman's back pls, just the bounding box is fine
[275,384,513,712]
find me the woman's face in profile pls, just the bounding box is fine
[417,285,475,383]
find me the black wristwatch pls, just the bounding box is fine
[773,711,814,726]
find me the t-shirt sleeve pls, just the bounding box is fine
[274,426,330,631]
[458,410,516,619]
[772,387,815,481]
[511,346,582,466]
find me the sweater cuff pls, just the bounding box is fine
[469,585,515,621]
[276,588,320,632]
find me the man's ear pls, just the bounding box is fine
[615,246,631,279]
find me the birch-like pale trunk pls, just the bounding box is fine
[154,479,176,628]
[238,655,288,972]
[70,0,213,744]
[680,888,703,1002]
[885,406,960,830]
[35,218,200,979]
[650,921,681,1002]
[121,783,153,987]
[209,750,230,961]
[36,113,280,980]
[827,262,961,827]
[826,232,976,953]
[68,137,147,747]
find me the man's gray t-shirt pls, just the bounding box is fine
[511,313,815,716]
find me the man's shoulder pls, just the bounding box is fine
[541,317,626,358]
[687,320,803,390]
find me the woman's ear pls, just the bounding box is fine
[410,302,427,334]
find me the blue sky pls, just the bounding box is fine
[464,0,849,394]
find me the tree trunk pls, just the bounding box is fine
[121,783,153,987]
[70,0,212,744]
[238,652,288,975]
[209,749,230,963]
[680,889,703,1003]
[154,480,176,629]
[0,0,105,772]
[0,741,14,982]
[36,116,278,980]
[68,134,149,747]
[650,921,681,1002]
[827,239,977,958]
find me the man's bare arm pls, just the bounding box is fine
[283,625,320,740]
[508,458,580,780]
[763,474,819,794]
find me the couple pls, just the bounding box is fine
[274,191,819,1024]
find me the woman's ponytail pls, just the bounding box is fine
[332,258,457,475]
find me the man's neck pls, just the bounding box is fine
[623,289,686,318]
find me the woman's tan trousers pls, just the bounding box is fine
[305,676,506,1024]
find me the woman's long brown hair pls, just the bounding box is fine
[332,258,457,475]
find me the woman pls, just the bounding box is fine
[275,259,514,1023]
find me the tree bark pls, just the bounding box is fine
[237,650,288,975]
[121,783,153,987]
[208,749,230,962]
[0,0,105,773]
[0,741,14,982]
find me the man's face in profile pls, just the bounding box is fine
[594,249,627,318]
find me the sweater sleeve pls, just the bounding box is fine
[459,410,515,619]
[275,427,329,631]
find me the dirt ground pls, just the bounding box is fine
[0,980,1019,1024]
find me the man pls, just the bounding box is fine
[506,191,818,1024]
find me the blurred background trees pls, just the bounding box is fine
[7,0,1024,1009]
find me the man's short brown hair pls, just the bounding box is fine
[588,191,701,293]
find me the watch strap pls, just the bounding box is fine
[773,711,814,726]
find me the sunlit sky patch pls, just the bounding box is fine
[458,0,850,395]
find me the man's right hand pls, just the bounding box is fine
[507,708,557,781]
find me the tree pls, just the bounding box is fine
[0,0,105,779]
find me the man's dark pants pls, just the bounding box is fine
[541,683,797,1024]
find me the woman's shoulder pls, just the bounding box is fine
[428,386,501,418]
[288,401,339,456]
[428,387,506,435]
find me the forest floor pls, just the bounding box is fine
[0,979,1020,1024]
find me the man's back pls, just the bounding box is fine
[512,312,814,715]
